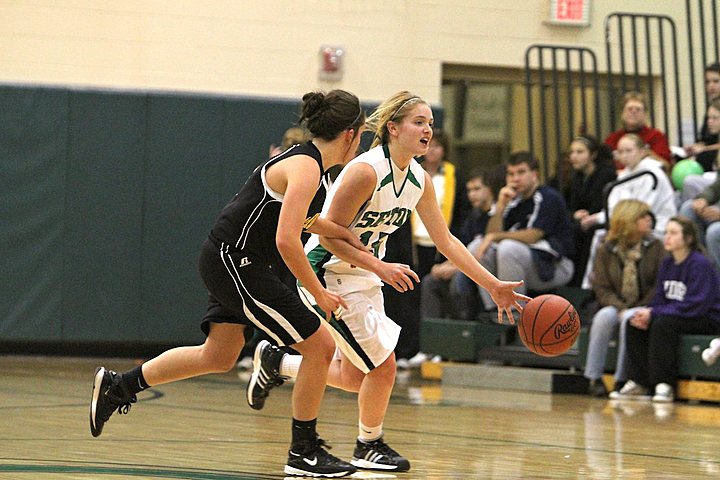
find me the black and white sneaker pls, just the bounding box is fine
[246,340,286,410]
[285,437,356,477]
[351,436,410,471]
[89,367,137,437]
[608,380,651,401]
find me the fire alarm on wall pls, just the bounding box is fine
[319,45,344,81]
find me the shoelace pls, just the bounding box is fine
[117,395,137,415]
[257,369,285,395]
[316,438,331,450]
[313,438,342,461]
[368,439,399,457]
[103,390,137,419]
[292,437,334,456]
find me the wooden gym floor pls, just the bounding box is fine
[1,355,719,479]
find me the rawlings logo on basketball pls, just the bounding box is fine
[519,294,580,357]
[553,309,579,339]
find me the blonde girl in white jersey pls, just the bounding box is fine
[249,91,530,473]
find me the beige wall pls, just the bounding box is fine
[1,1,687,105]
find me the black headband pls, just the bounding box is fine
[347,102,364,130]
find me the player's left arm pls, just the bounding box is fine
[417,172,530,323]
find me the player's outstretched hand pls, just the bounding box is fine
[377,263,420,293]
[489,280,531,325]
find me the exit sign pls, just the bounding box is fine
[548,0,591,26]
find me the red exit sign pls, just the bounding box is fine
[549,0,591,26]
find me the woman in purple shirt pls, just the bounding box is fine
[610,216,720,402]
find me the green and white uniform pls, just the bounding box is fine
[300,144,426,373]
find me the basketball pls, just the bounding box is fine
[518,294,581,357]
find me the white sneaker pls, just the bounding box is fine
[701,338,720,366]
[236,356,253,370]
[652,383,674,403]
[608,380,651,401]
[407,352,430,367]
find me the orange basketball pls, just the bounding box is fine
[519,294,580,357]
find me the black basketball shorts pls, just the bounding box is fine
[198,238,321,346]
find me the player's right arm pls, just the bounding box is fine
[274,155,347,317]
[317,163,419,292]
[305,216,367,253]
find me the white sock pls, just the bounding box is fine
[358,421,383,442]
[279,354,302,378]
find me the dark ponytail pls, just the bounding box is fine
[299,90,365,141]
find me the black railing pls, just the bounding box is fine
[602,169,659,227]
[524,44,601,184]
[686,0,720,139]
[604,12,682,145]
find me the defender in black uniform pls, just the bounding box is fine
[89,90,366,478]
[202,141,335,344]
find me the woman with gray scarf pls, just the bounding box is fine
[584,199,664,396]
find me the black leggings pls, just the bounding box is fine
[625,314,720,388]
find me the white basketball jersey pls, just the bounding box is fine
[306,144,426,284]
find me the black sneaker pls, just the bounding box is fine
[246,340,286,410]
[285,437,356,477]
[587,379,608,397]
[89,367,137,437]
[351,436,410,471]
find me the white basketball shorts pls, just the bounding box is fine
[298,272,401,374]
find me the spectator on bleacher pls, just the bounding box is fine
[604,91,672,171]
[684,63,720,172]
[581,133,676,238]
[393,130,467,368]
[584,199,663,397]
[680,98,720,202]
[474,152,575,309]
[581,133,676,288]
[678,147,720,268]
[420,167,499,321]
[566,135,617,286]
[611,216,720,403]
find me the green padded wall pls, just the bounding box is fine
[141,95,225,343]
[62,91,146,342]
[1,84,300,350]
[0,87,69,341]
[223,98,299,195]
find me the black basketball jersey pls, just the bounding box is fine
[210,141,328,266]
